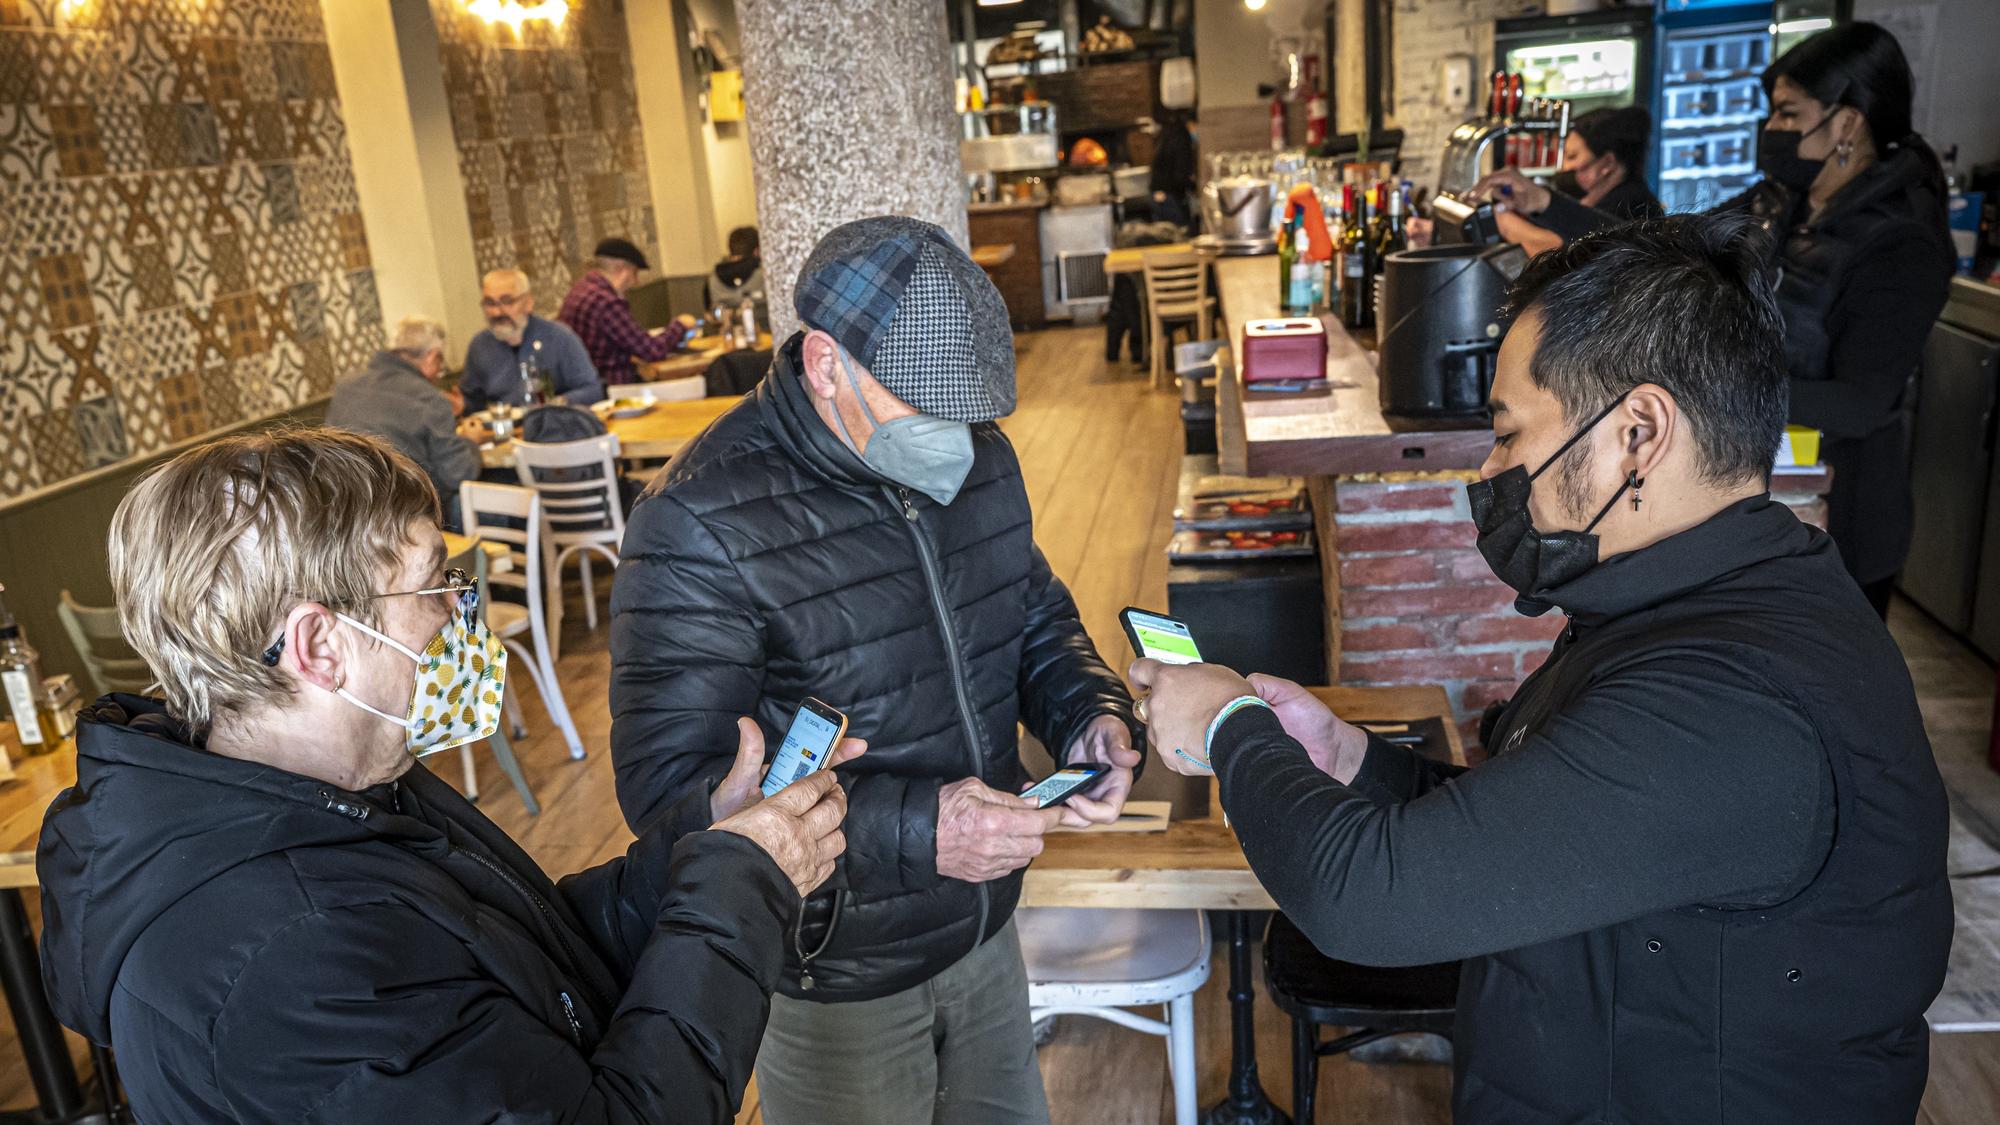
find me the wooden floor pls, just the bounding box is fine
[6,324,1998,1121]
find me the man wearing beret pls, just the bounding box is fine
[558,236,700,386]
[609,216,1142,1125]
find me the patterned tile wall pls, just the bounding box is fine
[428,0,658,301]
[0,0,382,502]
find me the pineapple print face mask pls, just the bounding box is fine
[330,576,508,758]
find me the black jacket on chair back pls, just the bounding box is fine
[38,697,794,1123]
[609,337,1137,1002]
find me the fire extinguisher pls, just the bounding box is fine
[1270,95,1286,152]
[1303,54,1327,150]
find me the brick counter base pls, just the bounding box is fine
[1319,476,1831,761]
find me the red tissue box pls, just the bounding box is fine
[1241,318,1327,383]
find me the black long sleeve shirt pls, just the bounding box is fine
[1213,674,1833,967]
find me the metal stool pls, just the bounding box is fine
[1262,912,1459,1125]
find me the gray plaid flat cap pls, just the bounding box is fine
[795,216,1016,423]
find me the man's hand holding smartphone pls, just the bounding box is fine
[936,778,1065,883]
[1053,714,1141,827]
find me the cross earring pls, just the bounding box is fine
[1630,470,1644,511]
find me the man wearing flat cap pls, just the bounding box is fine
[557,236,699,386]
[609,216,1142,1124]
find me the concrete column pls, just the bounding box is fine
[323,0,482,351]
[735,0,968,341]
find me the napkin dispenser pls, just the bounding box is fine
[1241,318,1327,383]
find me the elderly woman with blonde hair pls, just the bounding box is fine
[36,426,857,1123]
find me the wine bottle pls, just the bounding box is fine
[1340,185,1372,330]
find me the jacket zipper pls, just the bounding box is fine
[792,889,844,992]
[453,844,609,1034]
[889,485,991,955]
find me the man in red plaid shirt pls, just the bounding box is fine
[557,237,699,386]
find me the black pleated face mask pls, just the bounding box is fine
[1466,392,1631,617]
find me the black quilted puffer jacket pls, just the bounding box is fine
[609,336,1139,1002]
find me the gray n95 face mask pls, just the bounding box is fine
[830,347,976,506]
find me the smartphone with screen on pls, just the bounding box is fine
[760,697,850,798]
[1020,765,1108,809]
[1120,607,1204,665]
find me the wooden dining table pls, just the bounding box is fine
[479,394,742,470]
[636,332,774,383]
[1024,682,1463,1125]
[0,728,110,1120]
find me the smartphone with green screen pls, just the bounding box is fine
[1120,607,1203,665]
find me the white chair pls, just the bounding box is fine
[443,537,541,814]
[56,590,155,697]
[457,482,587,760]
[511,434,628,650]
[625,377,706,402]
[1020,907,1211,1125]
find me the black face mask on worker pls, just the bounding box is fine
[1466,392,1632,617]
[1757,109,1836,195]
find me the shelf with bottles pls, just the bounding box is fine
[1664,77,1763,125]
[1661,127,1756,177]
[1662,111,1765,131]
[1660,162,1758,181]
[1662,30,1770,84]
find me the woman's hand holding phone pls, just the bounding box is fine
[710,715,863,823]
[711,716,866,897]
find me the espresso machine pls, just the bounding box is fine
[1430,92,1571,245]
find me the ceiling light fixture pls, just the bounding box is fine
[1244,0,1268,11]
[467,0,569,32]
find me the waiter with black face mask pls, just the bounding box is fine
[1128,214,1950,1125]
[1474,22,1953,618]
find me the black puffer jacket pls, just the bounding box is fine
[610,337,1137,1001]
[38,696,794,1123]
[1727,145,1954,585]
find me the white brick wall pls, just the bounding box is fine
[1375,0,1541,194]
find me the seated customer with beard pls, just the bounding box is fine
[1131,214,1950,1124]
[36,428,854,1123]
[461,267,604,413]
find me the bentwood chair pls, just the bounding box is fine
[441,538,540,815]
[56,590,154,698]
[1140,250,1217,390]
[1263,912,1460,1124]
[457,482,587,761]
[1020,907,1210,1125]
[510,434,628,649]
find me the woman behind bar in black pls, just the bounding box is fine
[1477,23,1955,617]
[1524,106,1664,240]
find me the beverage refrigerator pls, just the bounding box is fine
[1652,1,1775,213]
[1495,8,1654,120]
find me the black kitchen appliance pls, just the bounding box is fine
[1375,243,1528,420]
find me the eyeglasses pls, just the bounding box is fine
[259,568,475,667]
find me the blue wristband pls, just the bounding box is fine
[1200,696,1273,768]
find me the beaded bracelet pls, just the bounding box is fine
[1172,695,1272,772]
